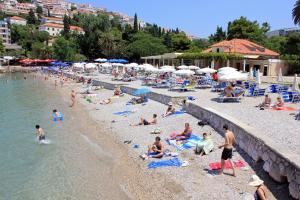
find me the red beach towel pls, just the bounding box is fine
[209,160,245,170]
[272,107,297,111]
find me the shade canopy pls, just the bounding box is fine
[197,67,217,74]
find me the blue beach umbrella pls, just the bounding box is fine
[133,87,151,96]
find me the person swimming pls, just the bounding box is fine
[35,125,45,141]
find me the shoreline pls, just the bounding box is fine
[45,72,292,200]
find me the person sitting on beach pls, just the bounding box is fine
[35,125,46,141]
[113,86,121,96]
[162,102,176,117]
[258,95,272,109]
[53,109,60,117]
[131,114,157,126]
[274,97,284,109]
[195,132,214,156]
[248,175,268,200]
[224,84,234,97]
[99,98,112,105]
[174,123,193,141]
[146,136,164,159]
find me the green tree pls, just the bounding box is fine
[263,36,286,54]
[293,0,300,24]
[36,6,43,15]
[52,37,78,61]
[30,42,52,59]
[62,15,70,38]
[100,28,124,58]
[133,13,138,32]
[0,37,5,55]
[126,32,167,60]
[281,33,300,55]
[170,32,191,51]
[26,9,36,25]
[227,16,268,43]
[209,26,226,43]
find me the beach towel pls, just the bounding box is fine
[272,107,297,111]
[187,96,196,101]
[52,112,63,121]
[148,158,182,169]
[168,134,202,151]
[209,160,245,170]
[171,111,186,116]
[113,111,133,116]
[196,139,214,154]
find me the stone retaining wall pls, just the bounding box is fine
[71,74,300,199]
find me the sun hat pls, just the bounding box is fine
[248,175,264,187]
[168,102,173,106]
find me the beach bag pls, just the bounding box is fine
[198,120,209,127]
[195,143,204,154]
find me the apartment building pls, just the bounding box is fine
[7,16,27,26]
[39,22,84,36]
[0,20,11,45]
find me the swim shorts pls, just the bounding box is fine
[39,135,46,141]
[221,148,233,160]
[143,120,150,125]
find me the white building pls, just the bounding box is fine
[39,23,84,36]
[7,16,27,26]
[266,27,300,38]
[0,20,11,44]
[41,17,63,25]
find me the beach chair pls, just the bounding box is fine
[212,82,227,92]
[253,88,266,97]
[278,86,289,94]
[244,82,250,89]
[281,92,291,103]
[290,92,300,103]
[218,88,244,103]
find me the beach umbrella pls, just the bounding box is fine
[161,65,174,69]
[125,63,139,68]
[177,65,189,70]
[219,71,247,81]
[256,69,261,85]
[277,68,283,82]
[159,68,176,73]
[95,58,107,62]
[145,67,160,73]
[197,67,217,74]
[133,87,151,96]
[218,67,237,72]
[188,65,200,70]
[3,56,14,60]
[292,74,299,91]
[101,63,112,68]
[112,63,124,67]
[174,69,195,76]
[85,63,97,69]
[248,68,253,80]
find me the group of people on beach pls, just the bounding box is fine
[258,94,284,110]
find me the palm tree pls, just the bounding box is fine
[293,0,300,24]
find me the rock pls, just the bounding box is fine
[289,181,300,199]
[263,161,270,172]
[287,167,296,182]
[269,162,285,182]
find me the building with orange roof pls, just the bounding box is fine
[201,39,288,76]
[41,16,63,25]
[39,23,84,37]
[7,16,27,26]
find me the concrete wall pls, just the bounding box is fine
[68,73,300,199]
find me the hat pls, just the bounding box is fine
[248,175,264,187]
[168,102,173,106]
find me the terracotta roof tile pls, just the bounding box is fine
[40,23,83,32]
[10,16,26,21]
[203,39,279,57]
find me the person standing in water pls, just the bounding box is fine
[35,125,45,141]
[70,90,76,107]
[218,124,236,176]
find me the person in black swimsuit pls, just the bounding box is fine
[35,125,45,141]
[131,114,157,126]
[147,137,164,158]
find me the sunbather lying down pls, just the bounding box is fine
[130,114,157,126]
[141,137,164,160]
[273,97,284,109]
[128,95,147,104]
[195,132,214,156]
[168,123,192,142]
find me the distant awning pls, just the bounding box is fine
[243,55,260,59]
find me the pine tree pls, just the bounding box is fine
[63,15,70,38]
[133,13,138,32]
[27,9,36,24]
[47,9,51,17]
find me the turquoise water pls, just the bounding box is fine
[0,74,73,199]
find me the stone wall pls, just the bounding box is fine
[75,75,300,199]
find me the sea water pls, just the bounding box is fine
[0,73,76,199]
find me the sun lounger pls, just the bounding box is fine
[281,92,291,103]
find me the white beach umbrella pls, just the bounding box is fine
[177,65,189,70]
[73,62,84,69]
[112,63,124,67]
[197,67,217,74]
[161,65,174,69]
[188,65,200,70]
[85,63,97,69]
[174,69,195,76]
[256,69,261,85]
[95,58,107,62]
[101,63,112,68]
[145,67,160,73]
[3,56,14,60]
[277,68,283,82]
[248,68,253,80]
[159,68,176,73]
[218,67,237,72]
[125,63,139,68]
[219,71,247,81]
[292,74,299,91]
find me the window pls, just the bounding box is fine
[52,28,54,31]
[47,27,50,30]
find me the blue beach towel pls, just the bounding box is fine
[171,111,186,116]
[169,134,202,151]
[52,112,63,121]
[113,111,133,116]
[148,158,182,169]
